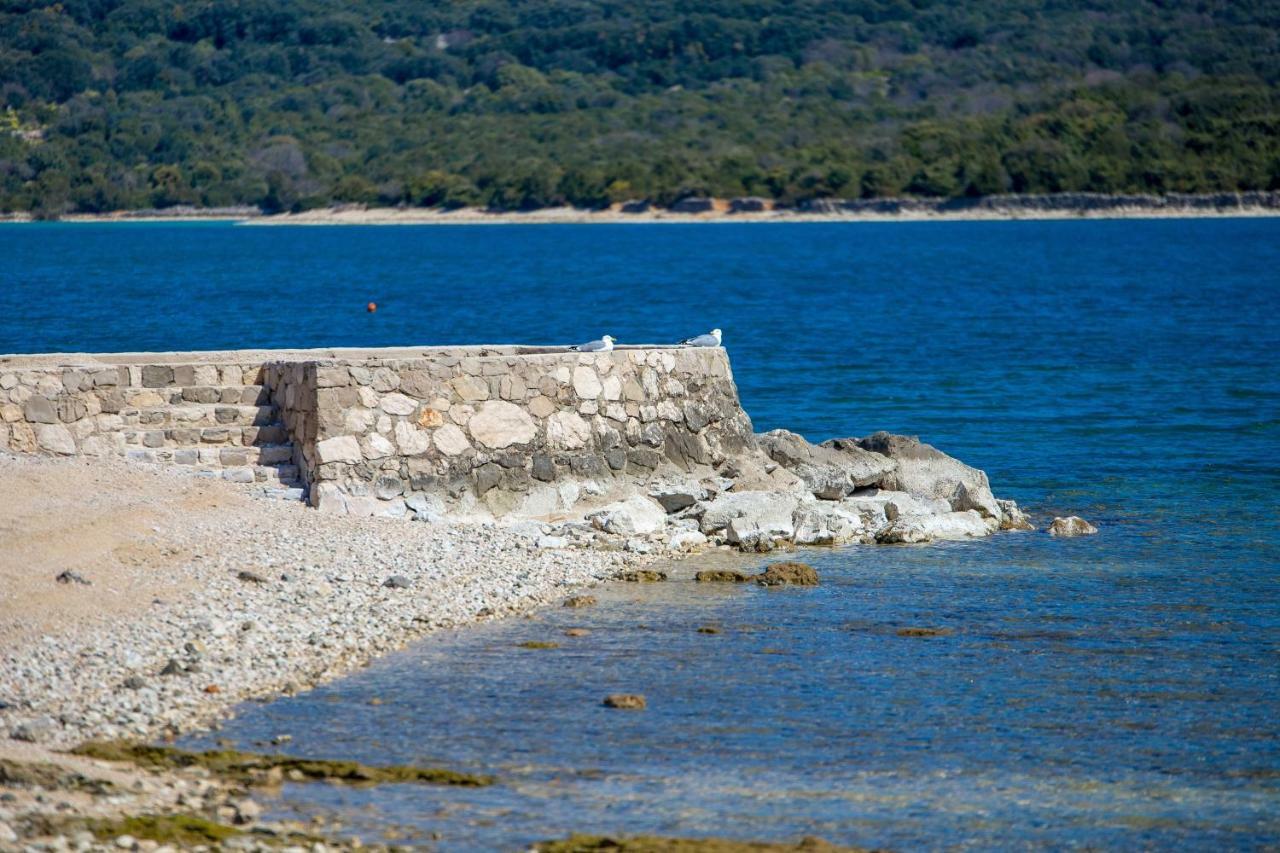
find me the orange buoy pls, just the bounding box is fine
[366,301,377,313]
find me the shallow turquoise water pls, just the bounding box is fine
[3,219,1279,848]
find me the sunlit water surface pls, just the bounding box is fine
[3,218,1278,849]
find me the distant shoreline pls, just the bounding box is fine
[4,192,1280,225]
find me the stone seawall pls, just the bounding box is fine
[302,347,753,519]
[0,345,755,517]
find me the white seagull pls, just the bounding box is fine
[570,334,615,352]
[680,328,722,347]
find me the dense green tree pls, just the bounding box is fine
[0,0,1278,214]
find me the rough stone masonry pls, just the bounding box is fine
[0,344,1034,549]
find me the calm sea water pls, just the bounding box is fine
[4,219,1279,848]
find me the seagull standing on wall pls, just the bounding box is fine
[571,335,615,352]
[680,328,722,347]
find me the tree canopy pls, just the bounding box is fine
[2,0,1278,214]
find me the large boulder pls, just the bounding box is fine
[587,495,667,536]
[792,504,867,545]
[877,509,991,544]
[698,491,800,549]
[845,432,1002,520]
[757,429,897,500]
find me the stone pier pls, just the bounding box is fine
[0,345,754,518]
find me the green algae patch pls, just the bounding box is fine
[0,758,114,794]
[534,834,873,852]
[88,814,241,846]
[70,741,493,787]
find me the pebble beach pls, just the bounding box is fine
[0,451,654,849]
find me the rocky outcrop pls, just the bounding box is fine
[1049,516,1097,537]
[758,429,894,499]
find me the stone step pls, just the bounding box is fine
[163,443,295,467]
[124,423,288,448]
[177,385,271,405]
[128,403,278,428]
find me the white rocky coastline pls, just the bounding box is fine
[0,367,1046,849]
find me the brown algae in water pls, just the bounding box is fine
[70,741,493,787]
[534,833,873,852]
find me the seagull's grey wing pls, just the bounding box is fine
[575,338,606,352]
[688,334,719,347]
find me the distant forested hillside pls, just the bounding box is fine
[2,0,1279,214]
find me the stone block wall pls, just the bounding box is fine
[303,346,754,519]
[1,345,755,518]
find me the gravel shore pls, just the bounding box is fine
[0,451,654,847]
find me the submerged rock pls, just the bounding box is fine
[563,595,598,608]
[534,832,866,851]
[1049,516,1098,537]
[895,627,954,638]
[602,693,647,710]
[616,569,668,582]
[997,498,1035,531]
[694,569,749,583]
[756,562,819,586]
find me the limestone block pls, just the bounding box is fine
[601,374,623,401]
[0,403,20,423]
[61,369,89,392]
[69,419,95,440]
[9,386,31,404]
[449,404,474,426]
[499,374,528,401]
[579,400,599,416]
[398,371,436,399]
[546,411,591,450]
[357,385,379,408]
[469,401,536,449]
[56,395,88,423]
[312,482,349,514]
[588,495,667,535]
[528,395,557,418]
[380,393,417,416]
[623,377,645,402]
[433,423,471,456]
[9,422,36,452]
[23,396,57,424]
[316,435,362,464]
[375,415,392,434]
[34,423,76,455]
[348,366,372,386]
[344,408,375,434]
[128,390,165,407]
[35,376,62,396]
[572,366,602,399]
[370,367,399,392]
[141,365,174,387]
[394,421,432,456]
[315,366,350,388]
[0,374,16,390]
[451,374,490,402]
[363,433,396,459]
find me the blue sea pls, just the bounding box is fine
[3,219,1279,849]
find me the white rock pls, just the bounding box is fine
[668,530,708,550]
[433,423,471,456]
[546,411,592,450]
[698,491,800,538]
[1049,516,1098,537]
[588,495,667,535]
[34,422,76,454]
[315,435,361,464]
[362,433,396,460]
[379,393,417,415]
[537,535,569,549]
[393,421,432,456]
[572,366,602,398]
[468,401,537,448]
